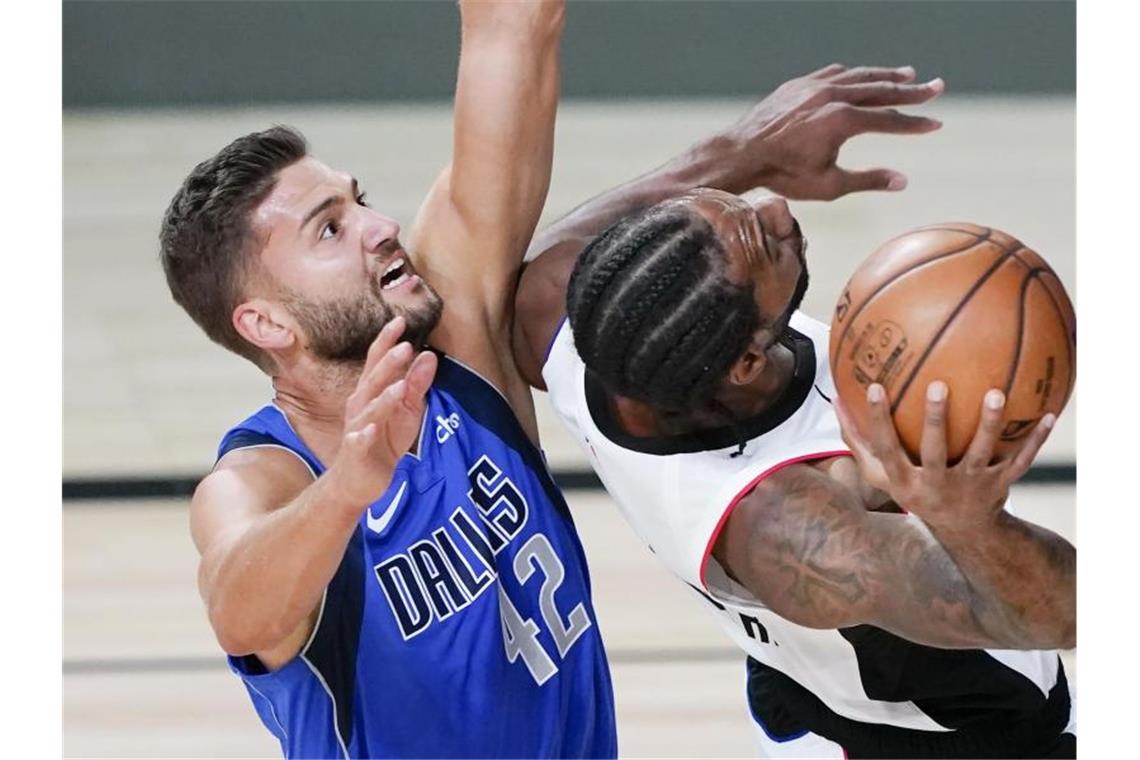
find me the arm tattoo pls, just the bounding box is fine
[774,507,868,608]
[718,465,1005,649]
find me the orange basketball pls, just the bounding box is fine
[828,223,1076,462]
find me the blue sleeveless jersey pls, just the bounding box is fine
[216,355,617,759]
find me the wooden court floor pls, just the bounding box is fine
[63,485,1075,758]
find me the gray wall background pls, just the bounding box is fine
[64,0,1075,108]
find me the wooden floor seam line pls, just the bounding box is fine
[63,647,745,675]
[61,464,1076,502]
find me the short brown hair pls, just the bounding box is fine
[159,126,308,370]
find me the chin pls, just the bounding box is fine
[397,294,444,348]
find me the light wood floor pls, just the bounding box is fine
[63,485,1075,758]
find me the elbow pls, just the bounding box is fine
[536,0,566,38]
[993,612,1076,652]
[461,0,565,41]
[208,598,289,657]
[1053,618,1076,651]
[1014,623,1075,653]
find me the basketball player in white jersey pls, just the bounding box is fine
[513,68,1076,758]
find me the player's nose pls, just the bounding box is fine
[363,212,401,253]
[753,197,796,240]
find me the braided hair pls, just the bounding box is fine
[566,202,760,413]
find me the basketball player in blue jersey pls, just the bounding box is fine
[513,67,1076,757]
[159,2,619,756]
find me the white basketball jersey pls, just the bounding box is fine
[543,311,1067,736]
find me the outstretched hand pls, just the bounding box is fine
[834,381,1056,530]
[329,316,438,506]
[724,64,944,201]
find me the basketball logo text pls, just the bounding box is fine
[834,289,852,324]
[850,320,912,391]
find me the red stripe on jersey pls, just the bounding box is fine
[699,450,852,591]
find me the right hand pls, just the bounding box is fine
[327,316,438,506]
[834,381,1056,531]
[722,63,945,201]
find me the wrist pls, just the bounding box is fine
[317,465,386,523]
[675,132,774,196]
[923,500,1007,542]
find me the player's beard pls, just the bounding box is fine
[282,276,443,365]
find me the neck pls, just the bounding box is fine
[270,357,364,444]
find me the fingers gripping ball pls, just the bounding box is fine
[829,223,1076,461]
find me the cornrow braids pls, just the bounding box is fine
[567,202,760,413]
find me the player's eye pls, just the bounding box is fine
[355,191,369,207]
[319,219,340,241]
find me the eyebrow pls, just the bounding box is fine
[299,177,360,232]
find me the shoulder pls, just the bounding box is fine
[190,446,316,555]
[718,461,856,556]
[515,239,586,390]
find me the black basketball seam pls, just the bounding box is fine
[1003,268,1038,399]
[999,251,1072,365]
[889,244,1024,414]
[835,228,993,354]
[1010,251,1033,270]
[1029,269,1077,403]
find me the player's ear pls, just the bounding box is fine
[727,330,773,387]
[233,299,298,354]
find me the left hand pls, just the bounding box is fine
[834,380,1056,530]
[723,64,944,201]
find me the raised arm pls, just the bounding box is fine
[514,64,944,387]
[715,384,1074,651]
[409,0,564,358]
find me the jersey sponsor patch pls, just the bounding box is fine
[435,412,461,444]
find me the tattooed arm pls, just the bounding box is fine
[833,381,1075,649]
[714,382,1075,651]
[714,463,1058,649]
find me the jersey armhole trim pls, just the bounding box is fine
[298,586,350,759]
[217,442,319,481]
[699,450,852,592]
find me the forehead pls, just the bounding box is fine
[674,187,752,220]
[252,156,351,229]
[669,188,760,282]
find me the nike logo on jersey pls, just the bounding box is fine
[367,480,408,534]
[435,413,461,444]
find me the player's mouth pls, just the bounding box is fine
[379,252,418,292]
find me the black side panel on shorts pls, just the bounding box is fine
[838,625,1055,729]
[304,526,367,750]
[746,657,1073,759]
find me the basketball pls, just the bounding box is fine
[828,223,1076,462]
